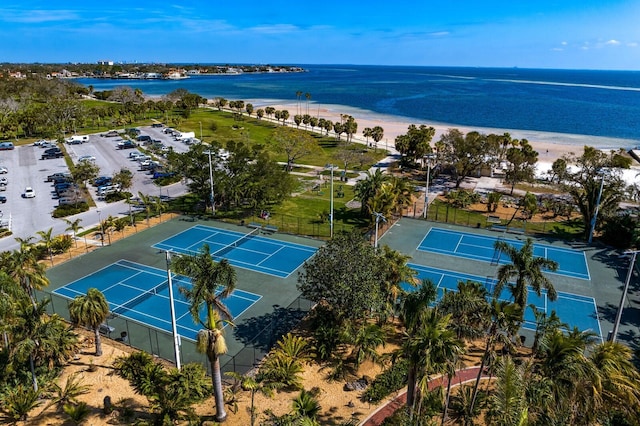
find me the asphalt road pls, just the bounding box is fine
[0,125,190,253]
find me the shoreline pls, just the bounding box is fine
[243,99,639,165]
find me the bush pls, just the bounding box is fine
[104,191,130,203]
[361,358,409,404]
[52,203,89,218]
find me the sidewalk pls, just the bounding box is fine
[360,366,485,425]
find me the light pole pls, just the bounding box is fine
[325,164,335,238]
[165,251,182,369]
[610,250,639,342]
[199,121,203,140]
[97,210,104,246]
[423,154,436,219]
[204,148,215,214]
[373,212,386,249]
[588,173,606,244]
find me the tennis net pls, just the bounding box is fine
[211,227,260,259]
[111,281,169,316]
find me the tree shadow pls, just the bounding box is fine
[233,305,309,351]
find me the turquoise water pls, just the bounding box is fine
[76,65,640,142]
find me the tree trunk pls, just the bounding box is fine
[211,356,227,422]
[470,336,492,413]
[94,327,103,356]
[441,373,453,425]
[30,353,38,392]
[406,364,418,411]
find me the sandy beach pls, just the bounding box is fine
[237,99,639,183]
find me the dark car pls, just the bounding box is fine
[52,175,73,184]
[151,123,163,128]
[152,171,176,180]
[137,135,151,142]
[41,151,64,159]
[117,140,136,150]
[47,172,72,182]
[0,195,6,203]
[44,147,62,154]
[93,176,112,187]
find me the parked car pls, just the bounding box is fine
[41,151,64,160]
[78,155,96,163]
[102,130,119,137]
[93,176,112,187]
[39,142,57,149]
[152,171,176,180]
[33,139,49,146]
[136,135,151,142]
[0,195,6,203]
[0,142,15,150]
[0,184,6,192]
[0,166,8,174]
[47,172,72,182]
[151,123,163,128]
[117,140,137,150]
[0,177,7,185]
[23,187,35,198]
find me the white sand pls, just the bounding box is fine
[246,99,637,155]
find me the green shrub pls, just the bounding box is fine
[361,358,409,404]
[104,191,130,203]
[52,203,89,218]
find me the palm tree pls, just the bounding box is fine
[469,300,522,413]
[3,237,49,306]
[63,218,83,248]
[172,244,237,423]
[36,227,55,266]
[10,298,51,391]
[68,288,110,356]
[377,246,415,322]
[485,356,529,426]
[349,323,385,368]
[589,341,640,423]
[137,192,154,225]
[405,309,464,419]
[439,280,491,342]
[354,169,390,215]
[493,238,559,318]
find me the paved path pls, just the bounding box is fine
[360,366,485,426]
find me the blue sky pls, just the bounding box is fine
[2,1,639,70]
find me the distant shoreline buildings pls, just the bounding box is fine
[0,62,306,80]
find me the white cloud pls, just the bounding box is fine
[561,41,567,46]
[552,48,563,51]
[0,9,77,23]
[628,42,638,47]
[250,24,299,35]
[428,31,450,37]
[605,39,620,45]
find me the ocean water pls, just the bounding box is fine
[76,65,640,146]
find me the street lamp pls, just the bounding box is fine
[423,154,437,219]
[165,251,182,369]
[610,250,640,342]
[373,212,386,249]
[325,164,335,238]
[204,148,215,214]
[588,173,606,244]
[97,210,104,247]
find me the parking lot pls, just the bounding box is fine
[0,125,190,252]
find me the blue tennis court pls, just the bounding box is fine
[53,259,262,341]
[152,225,317,278]
[418,227,590,280]
[405,263,601,338]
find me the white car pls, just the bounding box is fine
[78,155,96,163]
[0,165,7,174]
[0,177,7,184]
[23,187,35,198]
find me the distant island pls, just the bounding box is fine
[0,62,306,80]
